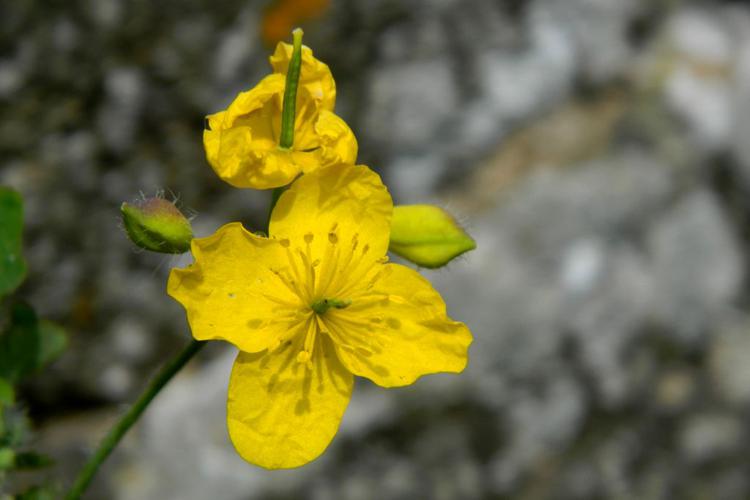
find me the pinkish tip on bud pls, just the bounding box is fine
[121,197,193,254]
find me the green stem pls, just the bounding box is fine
[278,28,304,149]
[65,339,206,500]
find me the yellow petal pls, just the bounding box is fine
[324,263,472,387]
[312,110,358,168]
[203,75,295,189]
[203,110,226,169]
[269,164,392,264]
[269,41,336,111]
[227,331,353,469]
[203,73,352,189]
[167,222,306,353]
[222,74,285,126]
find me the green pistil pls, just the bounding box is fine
[311,298,352,315]
[279,28,304,149]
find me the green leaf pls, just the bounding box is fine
[0,187,27,297]
[0,303,39,383]
[16,485,58,500]
[36,320,67,369]
[0,447,14,469]
[0,303,67,383]
[0,379,13,406]
[389,205,476,268]
[1,405,31,448]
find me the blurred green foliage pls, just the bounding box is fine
[0,188,27,298]
[0,303,67,384]
[0,187,65,498]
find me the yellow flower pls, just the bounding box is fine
[167,165,472,469]
[203,43,357,190]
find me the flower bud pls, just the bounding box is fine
[389,205,475,268]
[121,197,193,254]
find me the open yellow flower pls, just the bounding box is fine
[203,42,357,190]
[167,165,472,469]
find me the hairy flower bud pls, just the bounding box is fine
[121,197,193,254]
[389,205,476,268]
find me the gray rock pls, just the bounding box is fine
[97,67,147,154]
[365,58,457,151]
[663,8,734,151]
[680,413,743,463]
[385,153,448,202]
[534,0,639,84]
[710,319,750,407]
[647,190,743,343]
[728,9,750,189]
[212,7,259,86]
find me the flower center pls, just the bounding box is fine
[310,297,351,315]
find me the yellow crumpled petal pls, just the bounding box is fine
[270,164,391,264]
[269,41,336,111]
[389,204,476,268]
[324,263,472,387]
[203,110,226,170]
[227,331,353,469]
[203,74,357,189]
[311,110,358,169]
[167,222,304,353]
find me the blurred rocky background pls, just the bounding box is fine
[4,0,750,498]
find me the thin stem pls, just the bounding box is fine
[65,339,206,500]
[278,28,304,149]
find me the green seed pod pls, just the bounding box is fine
[121,197,193,254]
[389,205,476,268]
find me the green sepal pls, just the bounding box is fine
[121,198,193,254]
[36,320,67,370]
[389,205,476,268]
[0,187,27,297]
[0,303,67,383]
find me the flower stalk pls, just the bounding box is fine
[65,339,206,500]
